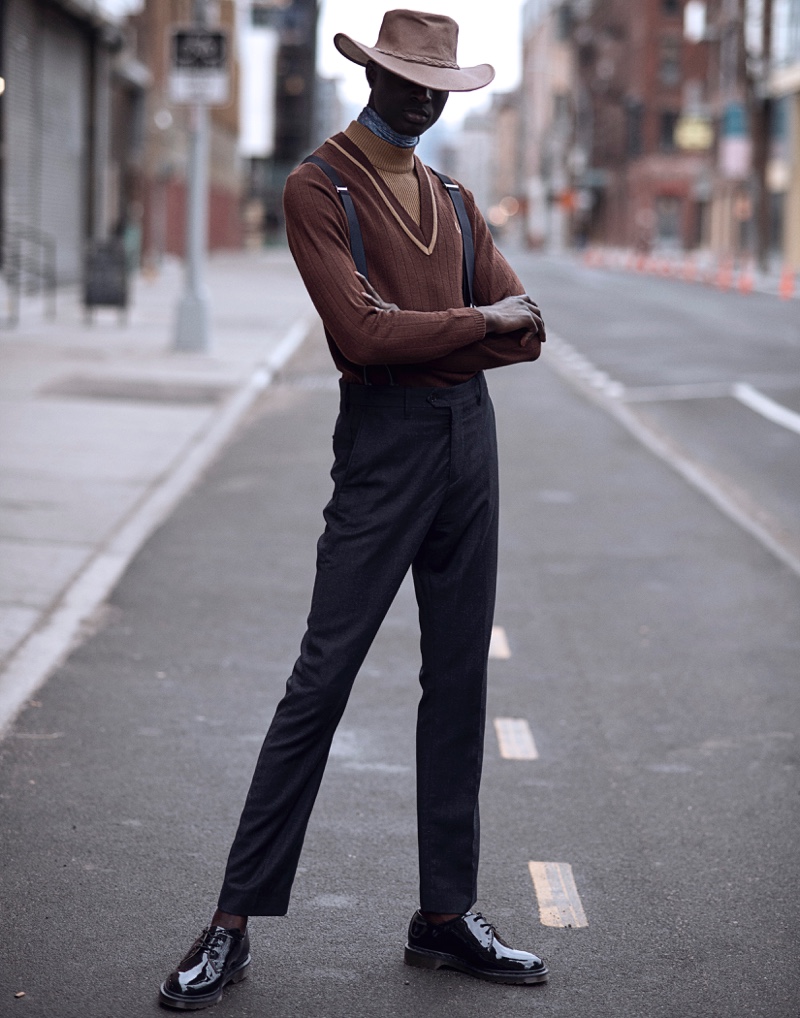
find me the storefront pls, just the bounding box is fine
[1,0,145,287]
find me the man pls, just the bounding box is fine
[159,10,548,1010]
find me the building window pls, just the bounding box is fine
[690,199,709,249]
[660,111,680,151]
[626,100,644,156]
[771,95,788,141]
[655,196,682,245]
[553,93,571,127]
[659,37,682,86]
[769,193,784,253]
[556,3,572,41]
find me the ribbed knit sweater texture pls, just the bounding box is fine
[283,124,542,387]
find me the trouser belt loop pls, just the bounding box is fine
[476,372,483,405]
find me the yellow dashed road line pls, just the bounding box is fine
[489,625,511,659]
[528,861,588,928]
[494,717,538,759]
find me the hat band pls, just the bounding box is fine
[373,46,459,70]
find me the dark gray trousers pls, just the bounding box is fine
[218,372,499,916]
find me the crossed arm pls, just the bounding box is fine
[285,164,546,368]
[356,272,546,347]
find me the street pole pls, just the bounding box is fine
[742,0,774,273]
[173,0,211,352]
[754,0,773,273]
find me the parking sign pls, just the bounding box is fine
[169,27,230,105]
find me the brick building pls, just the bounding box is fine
[573,0,715,251]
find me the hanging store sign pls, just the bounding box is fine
[720,137,751,180]
[169,27,230,105]
[674,115,714,151]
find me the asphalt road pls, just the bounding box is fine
[1,262,799,1017]
[514,254,800,567]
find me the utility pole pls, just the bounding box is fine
[744,0,774,272]
[173,0,211,352]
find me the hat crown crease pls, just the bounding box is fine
[376,11,460,69]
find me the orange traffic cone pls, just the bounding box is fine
[778,264,796,299]
[716,258,733,291]
[738,260,754,294]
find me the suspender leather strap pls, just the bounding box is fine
[300,155,477,383]
[303,154,386,384]
[302,156,475,308]
[302,155,369,279]
[430,169,476,308]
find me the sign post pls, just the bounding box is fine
[169,5,229,352]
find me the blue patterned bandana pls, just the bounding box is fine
[357,105,418,149]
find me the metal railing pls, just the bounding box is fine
[1,223,57,327]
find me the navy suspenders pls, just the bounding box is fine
[301,155,476,385]
[430,169,476,309]
[302,155,369,279]
[301,156,475,307]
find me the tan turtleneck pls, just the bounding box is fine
[344,120,421,225]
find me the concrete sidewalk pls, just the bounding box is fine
[0,249,314,734]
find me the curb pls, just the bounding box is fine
[0,315,315,739]
[543,333,800,580]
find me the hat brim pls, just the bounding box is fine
[334,33,495,92]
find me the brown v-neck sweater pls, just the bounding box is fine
[283,125,542,387]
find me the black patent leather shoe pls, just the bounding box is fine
[159,925,251,1010]
[404,910,548,984]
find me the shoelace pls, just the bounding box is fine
[195,926,228,961]
[470,912,498,941]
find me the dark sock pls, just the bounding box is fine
[211,909,248,932]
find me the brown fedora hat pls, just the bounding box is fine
[334,9,495,93]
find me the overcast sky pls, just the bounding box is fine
[316,0,527,124]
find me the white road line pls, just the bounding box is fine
[733,382,800,437]
[544,332,800,578]
[494,717,538,760]
[546,335,626,400]
[528,861,588,928]
[489,625,511,660]
[623,382,735,402]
